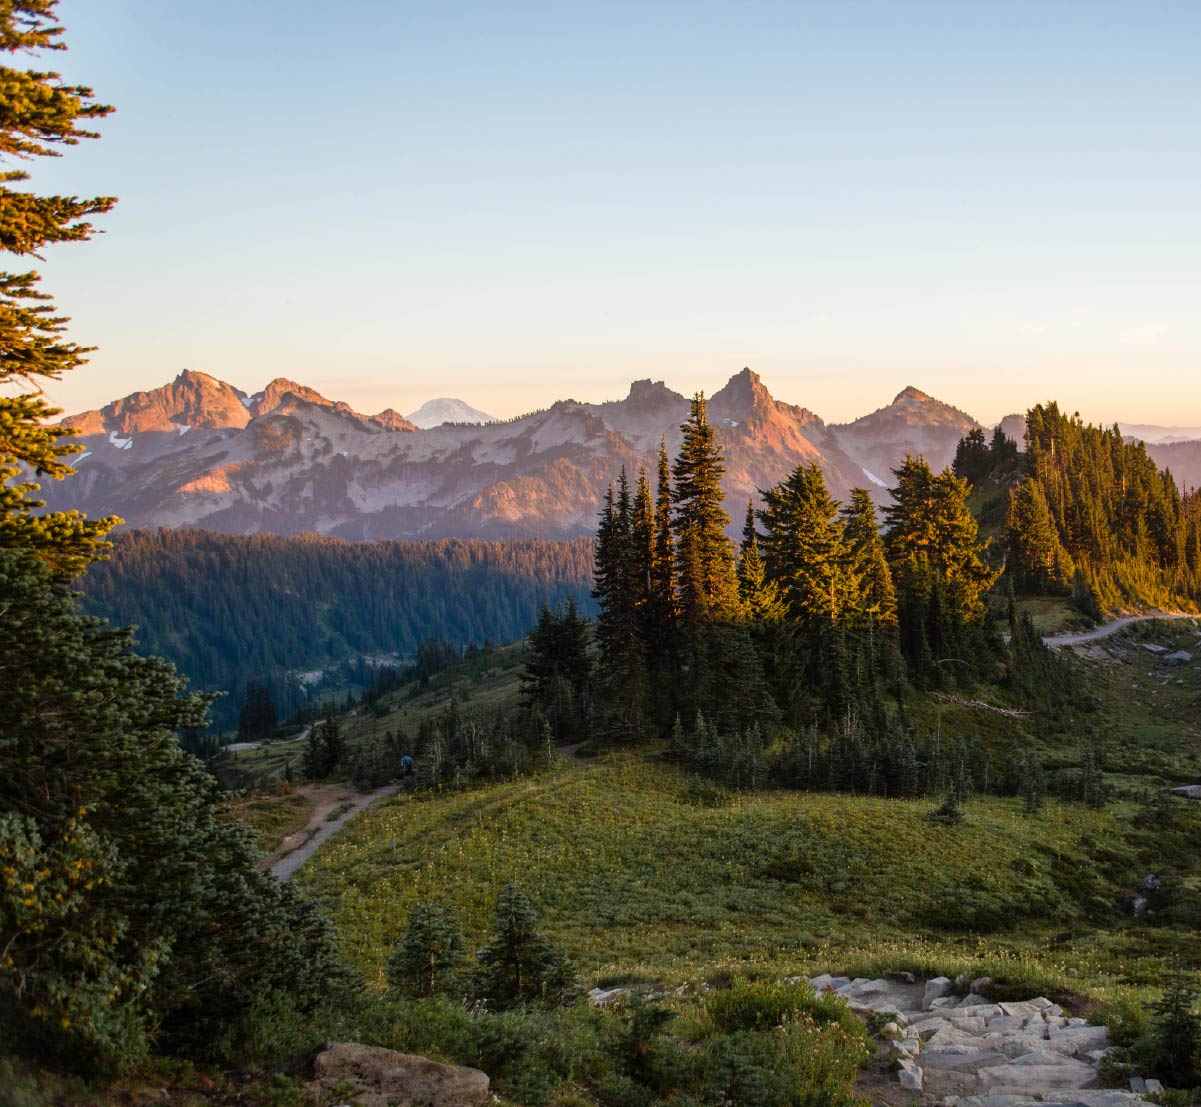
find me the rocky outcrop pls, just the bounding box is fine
[306,1042,490,1107]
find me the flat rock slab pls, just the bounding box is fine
[980,1059,1100,1092]
[921,1050,1008,1073]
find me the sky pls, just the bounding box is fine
[21,0,1201,425]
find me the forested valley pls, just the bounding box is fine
[79,530,594,730]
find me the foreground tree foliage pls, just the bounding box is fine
[0,552,346,1071]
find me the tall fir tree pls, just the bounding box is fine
[671,393,742,624]
[759,462,855,626]
[0,1,119,575]
[840,489,898,627]
[737,500,784,623]
[1005,477,1075,592]
[592,471,649,741]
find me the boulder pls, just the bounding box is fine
[1000,1001,1046,1019]
[1143,643,1168,654]
[910,1016,950,1038]
[809,973,848,992]
[896,1058,923,1092]
[925,976,954,1009]
[1163,650,1192,665]
[1048,1026,1109,1055]
[308,1043,490,1107]
[971,976,994,994]
[1171,785,1201,799]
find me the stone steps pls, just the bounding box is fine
[803,974,1152,1107]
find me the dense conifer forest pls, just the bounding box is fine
[1002,405,1201,611]
[79,529,595,729]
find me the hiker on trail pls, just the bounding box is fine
[400,754,415,779]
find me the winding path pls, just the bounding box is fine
[269,783,400,881]
[1042,611,1196,648]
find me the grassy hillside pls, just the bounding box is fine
[296,750,1201,997]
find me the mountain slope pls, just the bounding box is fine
[832,386,981,487]
[45,368,884,539]
[1146,439,1201,492]
[406,397,496,428]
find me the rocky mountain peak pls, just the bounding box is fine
[255,377,334,416]
[67,369,253,434]
[710,367,773,419]
[625,379,677,406]
[893,385,934,405]
[369,408,418,432]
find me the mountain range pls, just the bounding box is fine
[43,368,1199,541]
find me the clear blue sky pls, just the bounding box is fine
[28,1,1201,424]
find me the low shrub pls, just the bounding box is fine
[705,980,867,1042]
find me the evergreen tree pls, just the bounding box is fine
[473,883,573,1007]
[669,395,758,725]
[952,427,991,484]
[885,457,1000,679]
[672,393,742,624]
[644,439,679,727]
[0,1,119,576]
[651,438,676,626]
[989,425,1019,471]
[237,680,278,742]
[841,489,898,627]
[737,501,783,623]
[302,704,344,778]
[1147,971,1201,1089]
[1020,752,1044,814]
[386,902,464,998]
[592,472,649,741]
[520,599,591,739]
[760,463,854,626]
[1006,478,1074,592]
